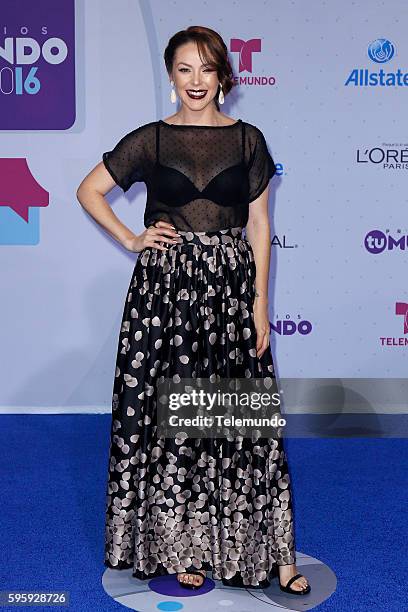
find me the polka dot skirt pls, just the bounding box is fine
[104,226,297,589]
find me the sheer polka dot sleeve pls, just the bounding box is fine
[246,126,277,203]
[102,125,152,192]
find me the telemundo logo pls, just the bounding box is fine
[345,38,408,86]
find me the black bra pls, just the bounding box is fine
[151,121,249,208]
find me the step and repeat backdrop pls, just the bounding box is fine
[0,0,407,412]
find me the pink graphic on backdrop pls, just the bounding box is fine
[395,302,408,334]
[230,38,262,72]
[0,159,49,222]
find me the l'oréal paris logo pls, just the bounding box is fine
[230,38,276,86]
[356,144,408,169]
[271,235,297,249]
[0,0,75,129]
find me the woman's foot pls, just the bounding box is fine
[177,569,206,588]
[278,564,310,594]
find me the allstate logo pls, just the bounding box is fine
[344,37,406,87]
[367,38,395,63]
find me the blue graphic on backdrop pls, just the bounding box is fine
[0,158,49,245]
[344,38,408,86]
[367,38,395,63]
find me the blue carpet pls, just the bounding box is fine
[0,415,405,611]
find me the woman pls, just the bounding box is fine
[77,25,310,595]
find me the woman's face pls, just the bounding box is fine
[170,41,219,111]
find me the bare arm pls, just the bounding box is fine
[245,185,271,357]
[246,185,271,304]
[76,162,179,252]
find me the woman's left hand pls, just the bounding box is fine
[253,298,271,359]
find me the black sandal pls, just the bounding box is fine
[177,569,206,590]
[279,572,311,595]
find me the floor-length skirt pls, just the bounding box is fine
[104,226,297,589]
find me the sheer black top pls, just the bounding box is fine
[102,119,276,232]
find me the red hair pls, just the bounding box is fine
[164,26,234,110]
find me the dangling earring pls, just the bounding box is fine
[218,84,224,105]
[170,80,177,104]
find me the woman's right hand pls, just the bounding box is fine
[123,220,181,253]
